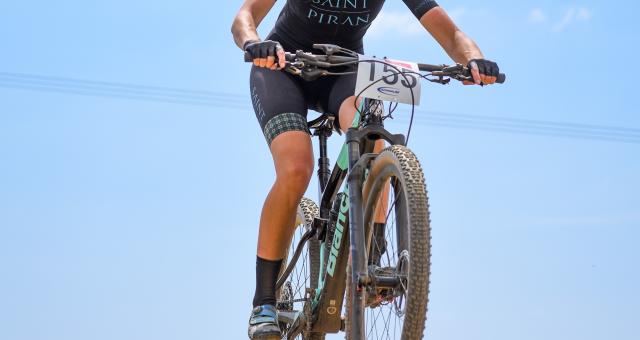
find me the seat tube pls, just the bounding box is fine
[346,127,366,340]
[317,129,330,200]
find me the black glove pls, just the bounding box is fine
[467,59,500,84]
[244,40,283,61]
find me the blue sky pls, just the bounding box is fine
[1,1,638,339]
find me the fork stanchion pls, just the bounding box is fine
[346,127,367,340]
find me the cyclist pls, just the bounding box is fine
[231,1,500,338]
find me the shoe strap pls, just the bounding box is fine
[250,305,278,325]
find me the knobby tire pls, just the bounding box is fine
[345,145,431,340]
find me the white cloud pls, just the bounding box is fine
[367,11,425,38]
[529,6,594,32]
[367,7,469,39]
[447,7,467,22]
[576,7,593,20]
[528,8,547,23]
[553,8,577,32]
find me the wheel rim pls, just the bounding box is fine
[364,177,411,339]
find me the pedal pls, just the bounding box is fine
[278,310,301,325]
[277,282,294,311]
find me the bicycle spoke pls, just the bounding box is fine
[364,176,408,339]
[278,198,324,340]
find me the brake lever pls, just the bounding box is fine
[299,67,326,82]
[449,73,472,82]
[312,44,359,57]
[442,64,466,73]
[426,76,450,85]
[284,65,301,76]
[312,44,341,56]
[281,59,303,72]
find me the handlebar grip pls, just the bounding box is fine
[496,73,506,84]
[417,63,444,72]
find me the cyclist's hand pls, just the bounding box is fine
[244,40,286,70]
[464,59,500,86]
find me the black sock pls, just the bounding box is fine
[252,256,283,307]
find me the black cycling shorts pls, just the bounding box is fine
[249,34,356,145]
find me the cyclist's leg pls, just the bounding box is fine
[328,75,390,266]
[258,131,314,261]
[327,76,390,226]
[251,65,313,262]
[338,97,390,226]
[248,65,313,338]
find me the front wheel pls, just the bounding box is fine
[346,145,431,340]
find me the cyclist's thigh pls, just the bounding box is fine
[325,73,358,131]
[250,66,309,146]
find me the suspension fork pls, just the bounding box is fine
[345,127,367,340]
[345,102,406,338]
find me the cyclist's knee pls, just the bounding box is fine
[270,129,314,195]
[338,96,360,132]
[276,160,313,193]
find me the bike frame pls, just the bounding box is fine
[281,99,406,339]
[254,43,504,340]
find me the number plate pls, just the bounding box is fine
[354,56,421,105]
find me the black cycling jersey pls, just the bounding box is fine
[271,0,439,53]
[251,0,439,145]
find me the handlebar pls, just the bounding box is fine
[244,44,506,84]
[244,50,356,65]
[416,63,506,84]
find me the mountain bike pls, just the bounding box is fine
[246,44,505,340]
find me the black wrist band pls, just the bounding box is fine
[243,39,260,50]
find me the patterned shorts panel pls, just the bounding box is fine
[263,112,310,145]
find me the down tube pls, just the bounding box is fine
[311,101,365,333]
